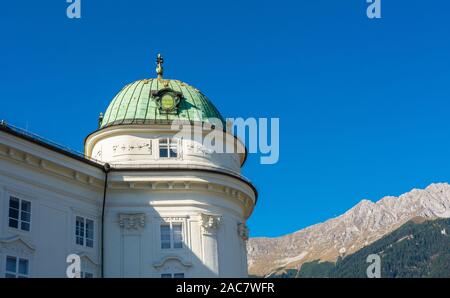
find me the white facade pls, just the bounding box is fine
[0,120,256,278]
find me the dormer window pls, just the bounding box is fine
[159,138,179,158]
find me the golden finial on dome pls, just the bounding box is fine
[156,53,164,79]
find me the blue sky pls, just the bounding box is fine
[1,1,450,237]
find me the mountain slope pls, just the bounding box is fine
[248,183,450,277]
[274,217,450,278]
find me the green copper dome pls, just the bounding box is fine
[100,78,225,129]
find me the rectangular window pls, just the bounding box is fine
[76,216,94,248]
[86,219,94,248]
[76,216,85,246]
[8,197,31,231]
[160,222,183,249]
[5,256,16,278]
[161,273,172,278]
[5,256,29,278]
[173,223,183,249]
[159,138,179,158]
[160,224,172,249]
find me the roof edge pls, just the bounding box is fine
[0,122,104,170]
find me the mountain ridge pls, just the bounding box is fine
[247,183,450,276]
[274,217,450,278]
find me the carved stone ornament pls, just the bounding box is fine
[151,88,183,114]
[200,213,221,235]
[237,223,249,241]
[112,141,152,156]
[0,236,35,257]
[118,213,146,229]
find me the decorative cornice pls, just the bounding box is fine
[106,180,250,199]
[1,131,257,218]
[152,255,193,269]
[0,235,36,251]
[0,124,103,169]
[0,142,104,188]
[161,216,189,222]
[76,252,100,266]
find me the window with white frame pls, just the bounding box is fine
[161,273,184,278]
[5,256,29,278]
[8,196,31,232]
[160,222,183,249]
[159,138,179,158]
[76,216,94,248]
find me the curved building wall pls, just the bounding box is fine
[0,122,255,278]
[85,125,246,174]
[103,176,250,277]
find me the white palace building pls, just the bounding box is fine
[0,55,257,278]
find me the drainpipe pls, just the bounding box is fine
[101,163,111,278]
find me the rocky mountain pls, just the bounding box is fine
[247,183,450,277]
[274,217,450,278]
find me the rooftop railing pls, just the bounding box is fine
[0,120,103,165]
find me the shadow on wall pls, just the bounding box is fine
[100,194,247,278]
